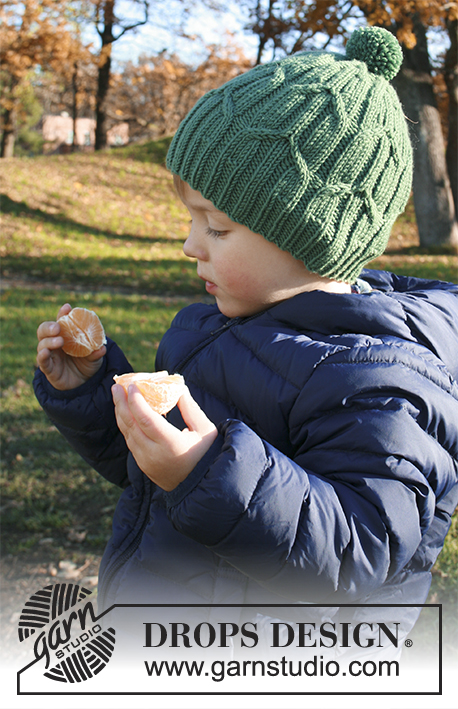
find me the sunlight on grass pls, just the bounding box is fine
[1,152,205,293]
[2,151,457,289]
[367,254,457,283]
[0,287,199,555]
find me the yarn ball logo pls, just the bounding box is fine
[17,583,115,683]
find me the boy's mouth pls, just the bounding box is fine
[205,281,217,294]
[198,273,217,294]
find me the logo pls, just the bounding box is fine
[17,583,115,683]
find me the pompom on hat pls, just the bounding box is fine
[167,26,412,283]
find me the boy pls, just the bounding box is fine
[35,27,458,645]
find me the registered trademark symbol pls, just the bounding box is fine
[404,638,413,647]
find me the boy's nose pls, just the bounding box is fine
[183,227,207,261]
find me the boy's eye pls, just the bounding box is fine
[206,227,225,238]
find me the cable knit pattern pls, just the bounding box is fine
[167,27,412,282]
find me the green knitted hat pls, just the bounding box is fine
[166,26,412,282]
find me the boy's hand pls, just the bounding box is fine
[112,383,218,491]
[36,304,106,391]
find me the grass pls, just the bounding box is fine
[1,152,457,288]
[1,143,457,654]
[1,287,199,556]
[0,149,207,562]
[114,135,173,164]
[368,197,458,282]
[1,151,203,294]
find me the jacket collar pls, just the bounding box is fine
[264,270,458,381]
[265,275,409,338]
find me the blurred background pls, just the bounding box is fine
[1,0,457,661]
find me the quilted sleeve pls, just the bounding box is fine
[163,348,458,603]
[33,338,133,488]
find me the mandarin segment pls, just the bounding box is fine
[113,371,186,415]
[58,307,107,358]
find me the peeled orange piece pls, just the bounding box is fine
[58,307,107,358]
[113,371,185,415]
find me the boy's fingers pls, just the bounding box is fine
[86,345,106,361]
[37,321,60,341]
[36,347,62,379]
[36,347,52,372]
[112,383,130,415]
[113,384,156,436]
[57,303,72,319]
[126,385,172,440]
[113,383,216,452]
[112,384,137,436]
[112,383,125,402]
[178,387,216,435]
[36,305,70,341]
[37,305,70,341]
[37,335,64,353]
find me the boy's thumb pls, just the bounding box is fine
[178,387,216,436]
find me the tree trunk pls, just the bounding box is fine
[72,61,78,152]
[0,107,15,157]
[393,15,458,250]
[255,34,268,65]
[1,75,17,158]
[95,1,114,151]
[445,18,458,214]
[253,0,275,65]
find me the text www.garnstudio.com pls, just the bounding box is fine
[144,656,399,682]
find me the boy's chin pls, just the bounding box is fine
[216,300,242,319]
[216,298,261,319]
[215,301,235,318]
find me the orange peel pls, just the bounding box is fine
[113,371,186,415]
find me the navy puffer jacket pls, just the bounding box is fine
[33,270,458,614]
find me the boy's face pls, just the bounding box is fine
[180,183,337,318]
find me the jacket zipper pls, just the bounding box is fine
[176,311,262,374]
[99,312,260,606]
[175,316,242,373]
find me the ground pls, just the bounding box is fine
[1,549,101,665]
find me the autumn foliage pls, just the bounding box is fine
[245,1,458,248]
[107,38,253,141]
[0,0,93,157]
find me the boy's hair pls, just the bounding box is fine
[172,173,187,202]
[167,26,412,283]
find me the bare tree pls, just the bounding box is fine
[444,16,458,212]
[393,14,458,249]
[93,0,149,150]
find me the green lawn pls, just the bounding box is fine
[1,150,203,294]
[1,149,457,288]
[1,286,196,556]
